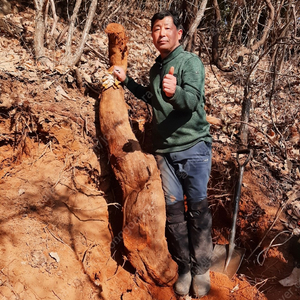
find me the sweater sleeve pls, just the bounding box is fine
[165,56,205,111]
[124,76,152,103]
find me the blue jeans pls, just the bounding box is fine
[155,140,213,275]
[155,140,212,206]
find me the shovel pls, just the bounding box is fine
[210,148,252,278]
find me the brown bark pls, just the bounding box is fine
[212,0,221,65]
[211,0,235,72]
[49,0,58,37]
[70,0,98,66]
[33,0,47,61]
[251,0,274,51]
[99,23,177,287]
[61,0,98,67]
[63,0,82,62]
[182,0,208,50]
[182,0,198,52]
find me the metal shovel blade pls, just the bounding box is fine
[210,244,246,278]
[210,149,252,278]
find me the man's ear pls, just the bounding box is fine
[178,28,183,41]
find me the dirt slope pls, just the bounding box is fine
[1,5,300,300]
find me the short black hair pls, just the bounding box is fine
[151,10,181,31]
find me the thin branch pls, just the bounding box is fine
[61,201,105,222]
[33,0,41,11]
[227,6,239,43]
[70,0,98,67]
[30,141,52,165]
[245,36,292,87]
[239,0,275,56]
[44,226,73,250]
[198,34,229,94]
[292,4,300,40]
[52,290,62,300]
[103,3,122,26]
[257,68,300,80]
[49,0,58,37]
[182,0,208,49]
[211,0,221,65]
[247,193,294,262]
[85,42,109,63]
[56,25,69,45]
[268,48,285,146]
[229,121,286,158]
[253,0,274,50]
[44,0,49,28]
[64,0,83,62]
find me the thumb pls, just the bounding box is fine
[168,66,174,75]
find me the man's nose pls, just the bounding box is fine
[160,27,166,36]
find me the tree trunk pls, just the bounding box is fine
[70,0,97,67]
[33,0,47,61]
[212,0,221,65]
[182,0,208,50]
[99,23,178,287]
[211,0,234,72]
[182,0,198,52]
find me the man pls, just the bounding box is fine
[113,10,213,298]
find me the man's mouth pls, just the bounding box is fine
[158,40,168,44]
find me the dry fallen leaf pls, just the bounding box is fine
[55,85,71,101]
[279,267,300,287]
[44,81,54,90]
[55,65,70,74]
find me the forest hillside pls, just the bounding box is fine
[0,1,299,299]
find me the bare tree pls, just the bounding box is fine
[238,0,275,57]
[182,0,208,50]
[33,0,48,64]
[62,0,98,67]
[33,0,98,68]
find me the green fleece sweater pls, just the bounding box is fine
[124,46,211,153]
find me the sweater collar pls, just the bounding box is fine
[155,45,184,65]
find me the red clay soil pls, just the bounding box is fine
[143,271,267,300]
[1,78,298,300]
[207,271,266,300]
[1,12,299,298]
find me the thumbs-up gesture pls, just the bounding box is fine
[163,67,176,98]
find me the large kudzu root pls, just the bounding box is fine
[99,23,177,286]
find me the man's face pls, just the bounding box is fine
[151,16,183,59]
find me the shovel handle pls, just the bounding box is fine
[225,164,245,269]
[230,149,253,240]
[225,149,253,270]
[237,148,253,168]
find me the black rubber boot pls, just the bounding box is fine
[187,198,213,297]
[192,270,210,298]
[166,201,191,296]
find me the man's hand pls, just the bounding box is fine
[113,66,126,82]
[163,66,176,98]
